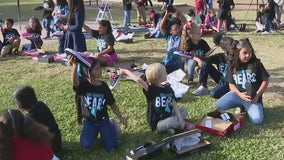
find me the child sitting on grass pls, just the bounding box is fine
[22,17,44,52]
[83,20,118,66]
[70,55,128,152]
[118,63,194,135]
[0,18,21,57]
[13,85,62,155]
[216,38,270,124]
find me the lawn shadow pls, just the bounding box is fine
[266,67,284,96]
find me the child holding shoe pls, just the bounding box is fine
[70,55,128,151]
[23,17,43,52]
[118,63,194,134]
[216,38,270,124]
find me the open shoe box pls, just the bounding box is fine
[195,113,244,136]
[125,129,210,160]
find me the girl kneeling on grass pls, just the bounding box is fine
[216,38,270,125]
[70,56,128,152]
[118,63,194,135]
[83,20,118,66]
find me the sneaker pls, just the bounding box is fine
[109,72,121,90]
[167,128,175,135]
[261,31,270,34]
[192,85,209,96]
[187,80,194,88]
[64,48,92,68]
[234,106,246,115]
[173,51,193,58]
[52,31,64,37]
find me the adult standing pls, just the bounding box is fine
[216,0,235,33]
[64,0,86,52]
[42,0,55,39]
[274,0,284,23]
[123,0,132,32]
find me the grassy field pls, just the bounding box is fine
[1,0,284,160]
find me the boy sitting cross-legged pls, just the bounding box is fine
[118,63,194,135]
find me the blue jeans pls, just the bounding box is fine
[80,118,117,152]
[216,91,264,124]
[265,18,275,32]
[42,18,52,37]
[58,32,65,53]
[124,10,131,31]
[187,59,197,81]
[210,81,229,99]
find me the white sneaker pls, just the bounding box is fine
[261,31,270,34]
[192,85,209,96]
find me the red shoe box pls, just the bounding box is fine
[195,114,244,136]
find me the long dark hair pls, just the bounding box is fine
[228,38,260,72]
[58,0,68,6]
[99,20,112,35]
[26,17,42,33]
[68,0,85,25]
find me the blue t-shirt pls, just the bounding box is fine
[53,5,68,25]
[163,31,183,69]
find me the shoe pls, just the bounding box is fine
[192,85,209,96]
[184,121,195,130]
[64,48,92,68]
[187,80,194,88]
[167,128,175,135]
[22,32,33,38]
[52,31,64,37]
[109,72,121,90]
[234,107,246,115]
[261,31,270,34]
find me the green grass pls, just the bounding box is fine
[1,0,284,160]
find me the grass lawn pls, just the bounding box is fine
[0,0,284,160]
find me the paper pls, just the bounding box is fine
[167,69,189,98]
[205,120,212,128]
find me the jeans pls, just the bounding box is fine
[187,59,197,81]
[80,118,117,152]
[277,5,283,22]
[265,18,275,32]
[24,37,43,51]
[199,62,220,87]
[210,81,229,99]
[124,10,131,31]
[42,18,52,37]
[216,91,264,124]
[58,32,65,53]
[156,108,188,132]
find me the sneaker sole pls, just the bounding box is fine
[65,48,91,68]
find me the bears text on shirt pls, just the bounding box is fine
[83,93,107,117]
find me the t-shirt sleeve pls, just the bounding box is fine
[104,83,115,106]
[207,54,221,64]
[225,68,235,84]
[76,79,86,95]
[257,62,270,81]
[14,29,20,36]
[105,34,115,46]
[202,40,211,53]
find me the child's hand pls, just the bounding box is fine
[117,68,125,76]
[179,120,185,130]
[238,92,252,102]
[120,116,128,128]
[68,55,77,65]
[63,25,68,31]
